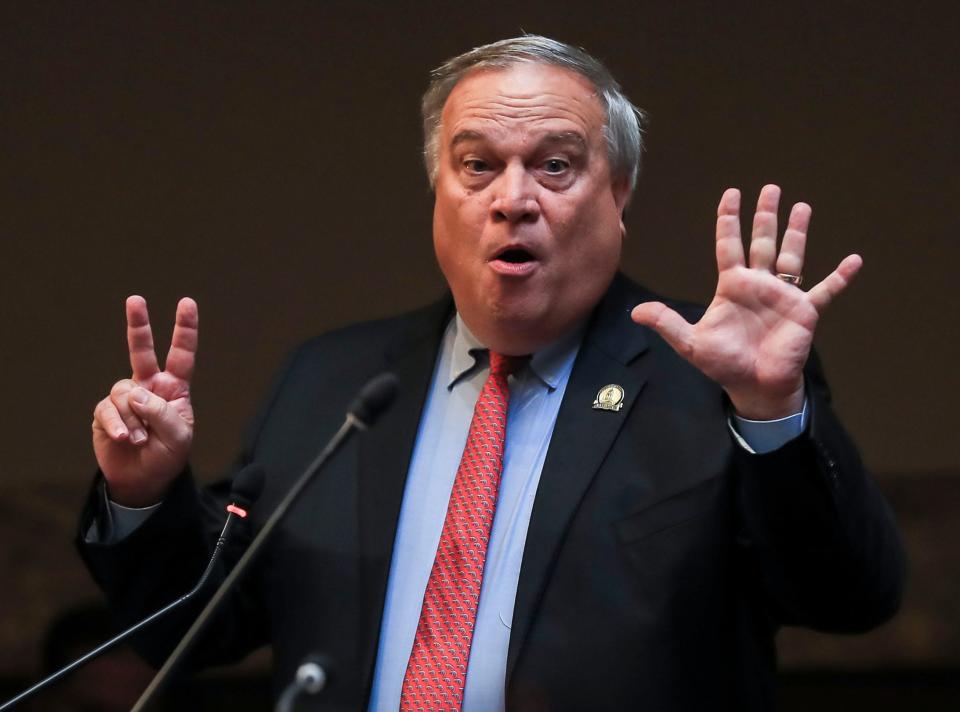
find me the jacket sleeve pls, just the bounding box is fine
[733,351,907,633]
[74,345,309,670]
[76,467,269,669]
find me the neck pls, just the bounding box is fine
[457,312,587,357]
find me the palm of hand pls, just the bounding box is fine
[691,267,818,402]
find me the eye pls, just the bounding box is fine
[542,158,570,174]
[463,158,489,173]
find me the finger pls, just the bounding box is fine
[164,297,199,383]
[110,379,149,444]
[631,302,694,360]
[807,254,864,312]
[128,385,193,447]
[716,188,745,271]
[749,184,781,271]
[126,295,161,382]
[93,396,130,441]
[776,201,811,277]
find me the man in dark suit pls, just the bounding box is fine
[82,36,904,711]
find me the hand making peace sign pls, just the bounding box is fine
[91,296,198,507]
[631,184,863,420]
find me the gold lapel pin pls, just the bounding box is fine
[593,384,625,412]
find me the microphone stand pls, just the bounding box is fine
[131,412,370,711]
[0,506,250,711]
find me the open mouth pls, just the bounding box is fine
[489,246,539,276]
[496,248,535,264]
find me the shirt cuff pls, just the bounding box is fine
[728,399,809,454]
[83,483,162,544]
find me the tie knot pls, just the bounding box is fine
[488,351,526,378]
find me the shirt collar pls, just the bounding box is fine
[445,313,584,391]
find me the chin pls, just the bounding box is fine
[481,304,553,354]
[487,293,546,325]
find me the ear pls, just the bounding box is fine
[612,177,632,239]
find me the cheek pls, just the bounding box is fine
[555,209,622,294]
[435,181,484,231]
[553,193,622,262]
[433,188,486,272]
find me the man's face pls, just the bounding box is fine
[433,62,630,355]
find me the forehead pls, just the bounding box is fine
[440,62,606,145]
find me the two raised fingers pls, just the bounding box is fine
[126,295,199,385]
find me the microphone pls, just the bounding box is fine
[348,372,399,427]
[225,463,266,518]
[0,464,266,711]
[131,372,399,711]
[275,654,330,712]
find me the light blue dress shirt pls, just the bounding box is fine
[368,315,584,711]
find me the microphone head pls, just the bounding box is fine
[347,373,399,427]
[296,661,327,694]
[230,463,266,510]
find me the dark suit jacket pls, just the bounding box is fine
[79,273,905,711]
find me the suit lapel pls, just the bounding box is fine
[356,297,453,699]
[507,274,654,681]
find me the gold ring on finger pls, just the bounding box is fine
[776,272,803,286]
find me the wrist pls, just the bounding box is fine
[104,477,169,509]
[726,384,805,421]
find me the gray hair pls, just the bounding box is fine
[421,35,647,193]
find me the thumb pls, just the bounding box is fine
[128,386,192,447]
[631,302,694,359]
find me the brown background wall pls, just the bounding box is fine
[1,0,957,685]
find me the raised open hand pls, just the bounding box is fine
[91,296,198,506]
[631,185,862,420]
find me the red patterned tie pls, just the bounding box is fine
[399,351,523,712]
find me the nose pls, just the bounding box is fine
[489,162,540,224]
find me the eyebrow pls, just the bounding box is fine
[450,130,485,148]
[538,131,588,151]
[450,130,588,152]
